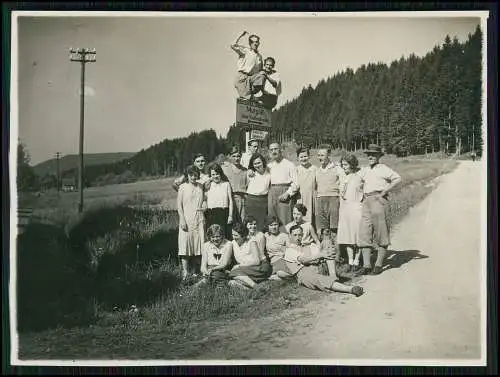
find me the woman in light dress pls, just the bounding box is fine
[294,147,317,226]
[228,220,272,289]
[177,165,206,280]
[337,154,364,272]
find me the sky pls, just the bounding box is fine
[14,12,482,165]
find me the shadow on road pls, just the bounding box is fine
[383,249,428,270]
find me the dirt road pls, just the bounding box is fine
[188,161,485,363]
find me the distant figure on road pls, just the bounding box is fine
[470,150,477,162]
[254,57,282,110]
[231,31,266,101]
[356,144,401,276]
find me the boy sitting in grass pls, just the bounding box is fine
[281,224,364,297]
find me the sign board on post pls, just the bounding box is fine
[236,98,272,131]
[250,129,268,141]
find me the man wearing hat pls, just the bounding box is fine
[356,144,401,276]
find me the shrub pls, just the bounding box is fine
[17,223,95,332]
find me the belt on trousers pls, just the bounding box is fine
[270,183,291,187]
[233,192,247,196]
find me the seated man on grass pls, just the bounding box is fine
[281,224,364,297]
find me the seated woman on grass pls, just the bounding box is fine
[264,215,291,280]
[228,221,272,290]
[282,224,364,297]
[195,224,233,288]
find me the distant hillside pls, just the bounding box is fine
[33,152,136,177]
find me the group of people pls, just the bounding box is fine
[173,140,402,298]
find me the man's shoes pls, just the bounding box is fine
[355,267,372,276]
[351,286,364,297]
[371,266,383,275]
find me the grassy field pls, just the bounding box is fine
[15,150,460,360]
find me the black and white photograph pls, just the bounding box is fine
[8,9,491,367]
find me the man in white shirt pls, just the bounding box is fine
[240,138,260,169]
[255,57,282,110]
[231,31,266,100]
[283,225,364,296]
[357,144,401,276]
[267,142,299,227]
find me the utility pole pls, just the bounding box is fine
[55,152,61,193]
[69,47,96,213]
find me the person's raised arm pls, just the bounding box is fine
[231,31,248,55]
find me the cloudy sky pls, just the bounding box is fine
[14,12,482,165]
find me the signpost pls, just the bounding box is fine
[236,98,272,153]
[250,129,268,141]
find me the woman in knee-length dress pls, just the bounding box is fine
[294,147,317,226]
[337,154,364,272]
[177,165,206,280]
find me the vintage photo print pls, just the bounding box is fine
[8,9,492,368]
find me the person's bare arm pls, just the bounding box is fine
[177,188,187,232]
[227,183,234,224]
[230,31,248,55]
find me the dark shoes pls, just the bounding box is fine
[371,266,383,275]
[351,286,364,297]
[355,267,372,276]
